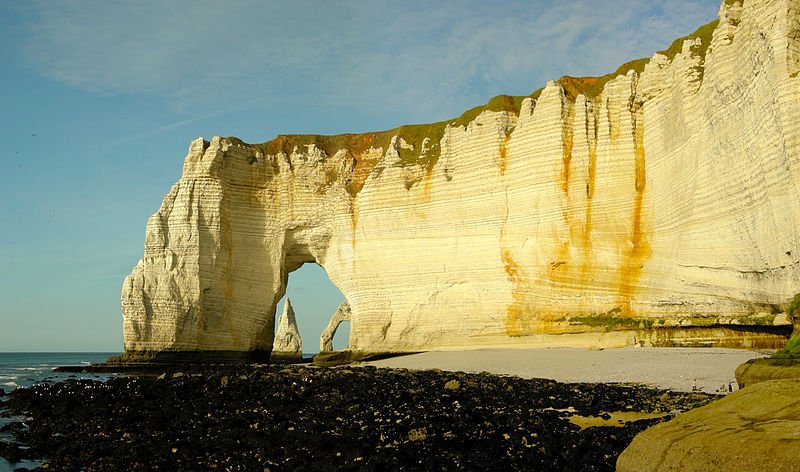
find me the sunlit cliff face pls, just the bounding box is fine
[122,0,800,357]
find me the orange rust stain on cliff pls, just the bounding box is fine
[607,103,621,145]
[502,250,525,335]
[618,192,650,315]
[349,196,359,249]
[618,116,651,316]
[498,136,509,176]
[579,146,597,287]
[561,128,574,195]
[578,102,599,289]
[586,147,597,200]
[633,127,646,193]
[583,147,597,246]
[549,103,576,288]
[420,166,434,203]
[503,249,521,280]
[346,151,380,196]
[342,150,379,248]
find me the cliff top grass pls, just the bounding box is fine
[773,336,800,358]
[659,19,720,62]
[228,18,721,176]
[773,293,800,358]
[556,18,719,100]
[232,94,526,172]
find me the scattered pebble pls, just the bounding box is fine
[0,365,717,471]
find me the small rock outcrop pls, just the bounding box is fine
[617,379,800,472]
[271,299,302,360]
[736,358,800,387]
[320,301,351,352]
[736,293,800,386]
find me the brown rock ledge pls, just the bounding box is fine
[735,358,800,387]
[617,378,800,472]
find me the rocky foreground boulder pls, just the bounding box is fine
[617,378,800,471]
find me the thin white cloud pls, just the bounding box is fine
[20,0,723,123]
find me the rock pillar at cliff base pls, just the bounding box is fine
[121,0,800,360]
[272,299,302,361]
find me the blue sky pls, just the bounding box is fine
[0,0,722,352]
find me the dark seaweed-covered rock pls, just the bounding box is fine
[0,365,717,471]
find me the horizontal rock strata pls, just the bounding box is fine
[122,0,800,356]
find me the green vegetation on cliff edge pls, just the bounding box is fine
[228,18,721,188]
[774,293,800,358]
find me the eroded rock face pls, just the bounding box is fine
[122,0,800,357]
[320,301,351,353]
[617,379,800,472]
[272,299,302,360]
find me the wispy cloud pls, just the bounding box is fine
[20,0,722,122]
[102,95,277,149]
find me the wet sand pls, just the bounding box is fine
[366,347,769,393]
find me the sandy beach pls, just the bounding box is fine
[366,347,770,393]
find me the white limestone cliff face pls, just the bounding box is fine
[122,0,800,356]
[272,299,302,359]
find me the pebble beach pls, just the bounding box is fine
[0,350,733,471]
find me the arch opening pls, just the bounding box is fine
[332,320,350,351]
[273,262,347,358]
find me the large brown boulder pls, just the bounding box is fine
[617,379,800,472]
[736,358,800,387]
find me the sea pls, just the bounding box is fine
[0,352,120,391]
[0,352,120,471]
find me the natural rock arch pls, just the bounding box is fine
[320,301,351,353]
[121,1,799,361]
[278,223,354,350]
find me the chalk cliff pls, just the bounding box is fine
[121,0,800,358]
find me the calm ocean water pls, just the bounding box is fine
[0,352,121,391]
[0,353,121,470]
